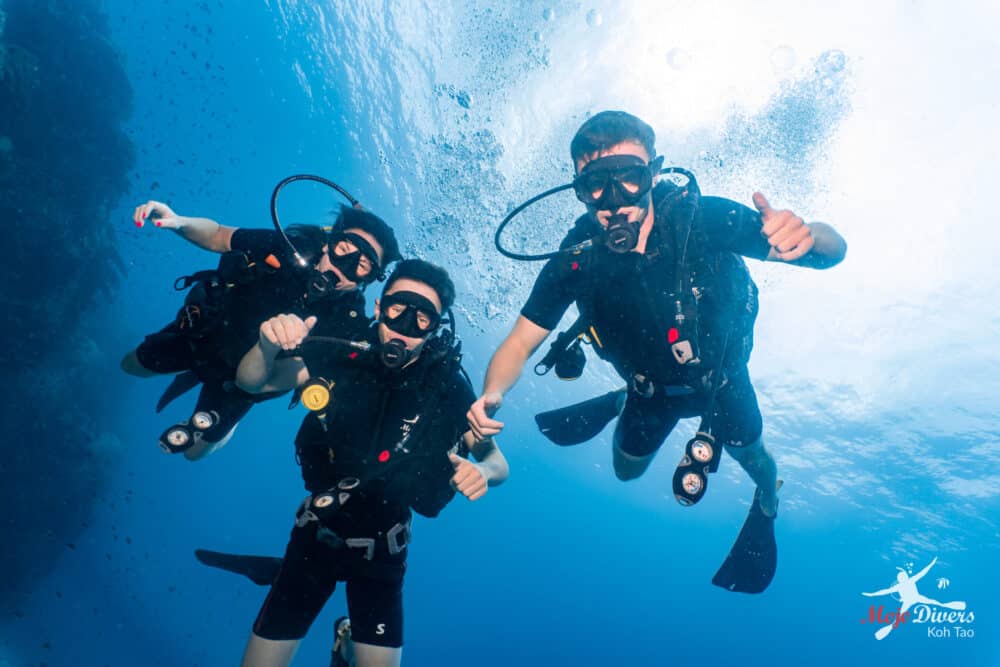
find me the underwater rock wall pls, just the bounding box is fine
[0,0,133,610]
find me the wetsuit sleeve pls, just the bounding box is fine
[699,197,772,261]
[520,259,577,331]
[520,218,595,330]
[406,369,476,518]
[230,228,283,258]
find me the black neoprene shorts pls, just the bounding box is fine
[614,365,763,457]
[253,521,406,648]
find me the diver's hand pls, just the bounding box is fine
[467,392,504,442]
[133,200,182,229]
[754,192,815,262]
[259,314,317,354]
[449,453,488,501]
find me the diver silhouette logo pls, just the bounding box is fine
[861,557,971,641]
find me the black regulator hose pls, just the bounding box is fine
[270,174,361,268]
[493,183,582,262]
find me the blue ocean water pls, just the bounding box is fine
[2,1,998,666]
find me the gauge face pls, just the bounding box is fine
[302,383,331,411]
[691,441,714,463]
[166,428,190,447]
[192,411,215,430]
[682,472,704,495]
[313,494,335,509]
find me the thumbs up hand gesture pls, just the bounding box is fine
[754,192,814,262]
[449,453,488,501]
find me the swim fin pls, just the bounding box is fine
[156,370,202,413]
[711,486,778,594]
[330,616,353,667]
[194,549,282,586]
[534,388,626,446]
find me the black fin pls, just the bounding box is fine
[534,389,625,446]
[194,549,282,586]
[156,371,202,413]
[711,488,777,594]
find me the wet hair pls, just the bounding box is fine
[570,110,657,167]
[331,205,402,267]
[383,259,456,312]
[285,224,328,266]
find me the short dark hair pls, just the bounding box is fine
[383,259,456,312]
[570,110,656,166]
[332,205,402,267]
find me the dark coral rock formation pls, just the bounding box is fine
[0,0,133,610]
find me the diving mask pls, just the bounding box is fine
[327,231,384,285]
[572,154,663,210]
[380,291,441,339]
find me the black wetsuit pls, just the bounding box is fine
[135,229,368,443]
[522,182,771,457]
[252,325,476,648]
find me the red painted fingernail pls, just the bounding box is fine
[155,221,162,227]
[134,221,142,227]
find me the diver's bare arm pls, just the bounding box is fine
[236,342,308,394]
[464,432,510,486]
[482,316,551,396]
[467,316,551,440]
[770,222,847,269]
[172,216,237,253]
[239,314,316,393]
[133,201,235,252]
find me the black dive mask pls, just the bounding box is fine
[327,231,384,285]
[573,154,663,210]
[380,291,442,339]
[574,155,662,253]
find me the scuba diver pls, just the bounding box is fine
[227,259,509,667]
[121,192,401,460]
[468,110,847,593]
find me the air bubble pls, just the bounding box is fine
[586,9,603,27]
[817,49,846,75]
[666,48,691,70]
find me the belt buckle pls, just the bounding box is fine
[345,538,376,561]
[386,520,411,556]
